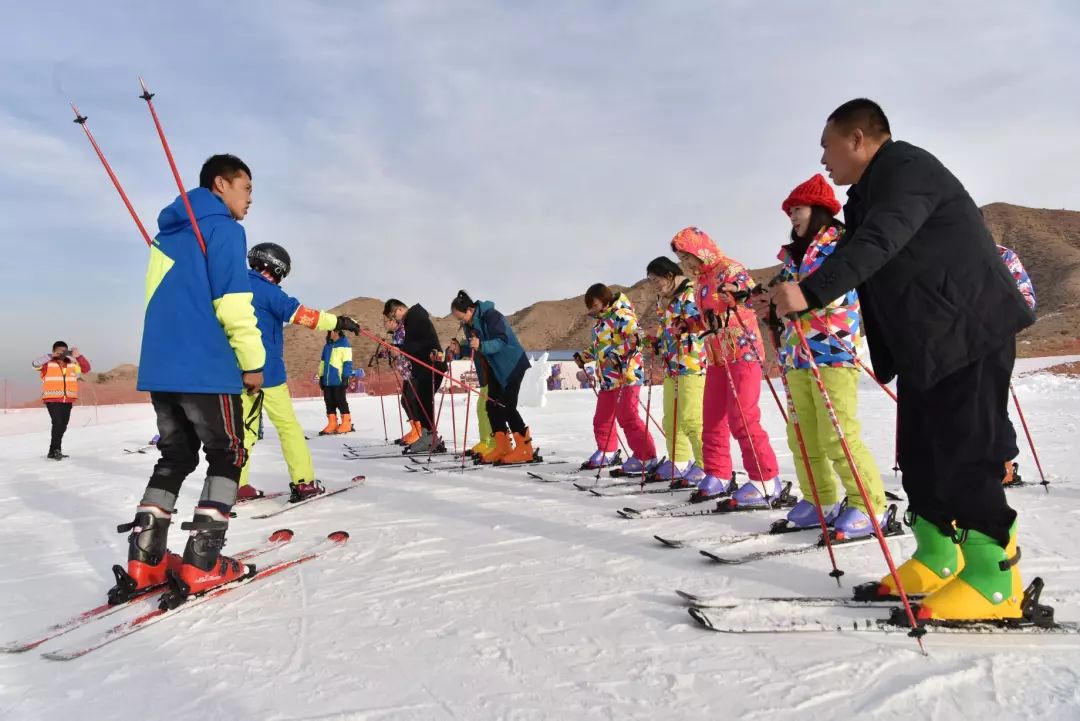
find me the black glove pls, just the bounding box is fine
[335,315,361,335]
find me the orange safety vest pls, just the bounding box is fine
[41,360,80,402]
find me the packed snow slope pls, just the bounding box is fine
[1,357,1079,720]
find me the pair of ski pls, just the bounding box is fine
[680,578,1077,635]
[651,505,904,564]
[3,529,350,659]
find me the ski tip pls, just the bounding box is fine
[268,529,295,542]
[654,536,683,548]
[351,475,366,482]
[328,530,350,543]
[589,489,603,497]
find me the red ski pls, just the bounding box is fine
[1,529,294,654]
[41,531,349,661]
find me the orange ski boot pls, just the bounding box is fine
[109,504,182,605]
[318,414,339,436]
[162,507,253,609]
[338,413,354,434]
[496,428,537,465]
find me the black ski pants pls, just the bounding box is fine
[487,364,528,435]
[406,363,438,430]
[322,385,350,415]
[146,392,246,507]
[897,339,1018,548]
[46,402,72,453]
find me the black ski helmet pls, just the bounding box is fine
[248,242,291,280]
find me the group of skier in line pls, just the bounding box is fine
[46,93,1041,626]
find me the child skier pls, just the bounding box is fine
[644,257,708,487]
[670,227,783,505]
[32,342,91,460]
[451,290,535,465]
[237,242,360,503]
[114,154,264,603]
[318,330,356,436]
[576,284,658,473]
[773,174,886,537]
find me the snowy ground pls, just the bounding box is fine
[2,357,1079,720]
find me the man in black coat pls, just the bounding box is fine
[771,99,1035,623]
[384,299,444,453]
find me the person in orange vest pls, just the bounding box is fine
[32,341,91,460]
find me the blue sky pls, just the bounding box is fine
[2,1,1078,399]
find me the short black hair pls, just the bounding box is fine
[199,154,252,190]
[827,98,891,139]
[451,290,475,314]
[646,256,682,279]
[383,298,406,317]
[584,283,614,309]
[52,340,68,350]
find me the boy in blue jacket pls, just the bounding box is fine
[114,154,266,604]
[317,330,355,436]
[238,242,360,502]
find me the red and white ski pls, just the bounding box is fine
[41,531,349,660]
[1,529,294,654]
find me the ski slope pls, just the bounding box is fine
[2,358,1079,720]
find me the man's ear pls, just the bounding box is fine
[851,128,866,153]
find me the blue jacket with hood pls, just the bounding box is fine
[137,188,264,394]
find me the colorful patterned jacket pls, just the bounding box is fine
[998,245,1036,311]
[777,226,863,370]
[581,292,644,390]
[654,278,708,377]
[670,227,765,365]
[385,324,412,381]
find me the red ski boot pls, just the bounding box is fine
[235,484,264,502]
[161,507,253,609]
[109,504,182,605]
[289,480,326,503]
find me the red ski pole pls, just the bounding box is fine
[1010,383,1048,492]
[137,78,207,256]
[359,328,491,403]
[70,104,153,247]
[791,320,925,649]
[449,361,458,455]
[368,351,389,444]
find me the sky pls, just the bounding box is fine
[2,0,1078,401]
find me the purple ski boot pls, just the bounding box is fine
[831,505,883,540]
[690,474,737,503]
[581,450,619,470]
[617,456,660,477]
[683,463,706,485]
[653,460,691,489]
[729,477,784,508]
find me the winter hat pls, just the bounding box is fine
[670,227,724,266]
[782,174,841,216]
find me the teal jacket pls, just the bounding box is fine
[466,300,530,386]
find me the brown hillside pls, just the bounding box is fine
[981,203,1080,356]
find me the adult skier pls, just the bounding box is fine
[771,99,1036,622]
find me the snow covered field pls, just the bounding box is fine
[2,357,1079,720]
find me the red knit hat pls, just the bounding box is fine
[782,174,841,216]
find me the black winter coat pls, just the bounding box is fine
[800,140,1035,389]
[401,304,442,375]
